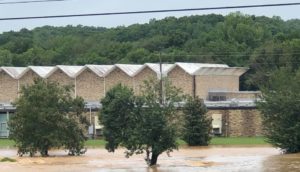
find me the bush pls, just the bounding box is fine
[183,96,212,146]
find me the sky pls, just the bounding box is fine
[0,0,299,32]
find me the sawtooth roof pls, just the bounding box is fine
[56,65,86,78]
[114,64,144,77]
[0,62,247,79]
[1,67,28,79]
[84,65,115,77]
[28,66,57,78]
[144,63,175,75]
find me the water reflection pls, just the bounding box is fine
[262,153,300,172]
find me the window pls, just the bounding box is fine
[0,113,8,137]
[210,95,226,101]
[0,123,7,137]
[0,123,6,130]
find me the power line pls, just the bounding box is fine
[158,52,300,57]
[0,2,300,21]
[0,0,69,5]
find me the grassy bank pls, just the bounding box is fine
[0,139,15,148]
[0,137,268,148]
[210,137,267,145]
[86,137,268,147]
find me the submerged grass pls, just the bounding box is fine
[0,157,16,162]
[0,139,15,148]
[0,137,268,149]
[85,139,106,148]
[84,137,268,147]
[210,137,268,145]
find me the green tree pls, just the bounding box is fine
[245,39,300,90]
[0,49,13,66]
[258,68,300,153]
[8,79,89,157]
[100,79,183,166]
[100,84,135,152]
[183,96,211,146]
[136,79,183,166]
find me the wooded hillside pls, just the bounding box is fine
[0,12,299,90]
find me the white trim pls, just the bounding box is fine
[17,79,20,98]
[193,67,248,76]
[133,78,136,92]
[103,77,106,95]
[74,77,77,98]
[6,111,9,136]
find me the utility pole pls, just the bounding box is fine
[159,52,163,105]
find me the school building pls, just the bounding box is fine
[0,62,262,138]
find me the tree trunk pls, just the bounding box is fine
[150,153,159,166]
[41,149,49,157]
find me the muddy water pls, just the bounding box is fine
[0,146,299,172]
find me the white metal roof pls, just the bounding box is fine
[1,67,28,79]
[172,62,229,75]
[0,62,245,79]
[85,65,115,77]
[114,64,144,77]
[193,67,248,76]
[56,65,86,78]
[145,63,175,75]
[28,66,57,78]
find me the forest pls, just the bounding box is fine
[0,12,299,90]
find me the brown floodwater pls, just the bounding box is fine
[0,146,299,172]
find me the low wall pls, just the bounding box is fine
[207,108,263,137]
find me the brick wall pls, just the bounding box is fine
[0,71,18,102]
[196,75,239,100]
[95,108,263,137]
[47,69,75,97]
[104,68,134,94]
[167,66,193,96]
[76,69,104,101]
[207,108,263,137]
[133,66,157,95]
[19,70,40,88]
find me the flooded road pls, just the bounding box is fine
[1,146,299,172]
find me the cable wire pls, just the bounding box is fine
[157,52,300,57]
[0,2,300,20]
[0,0,69,5]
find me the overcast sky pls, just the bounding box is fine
[0,0,299,33]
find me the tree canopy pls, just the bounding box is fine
[258,68,300,153]
[100,79,184,166]
[0,13,299,89]
[8,79,89,156]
